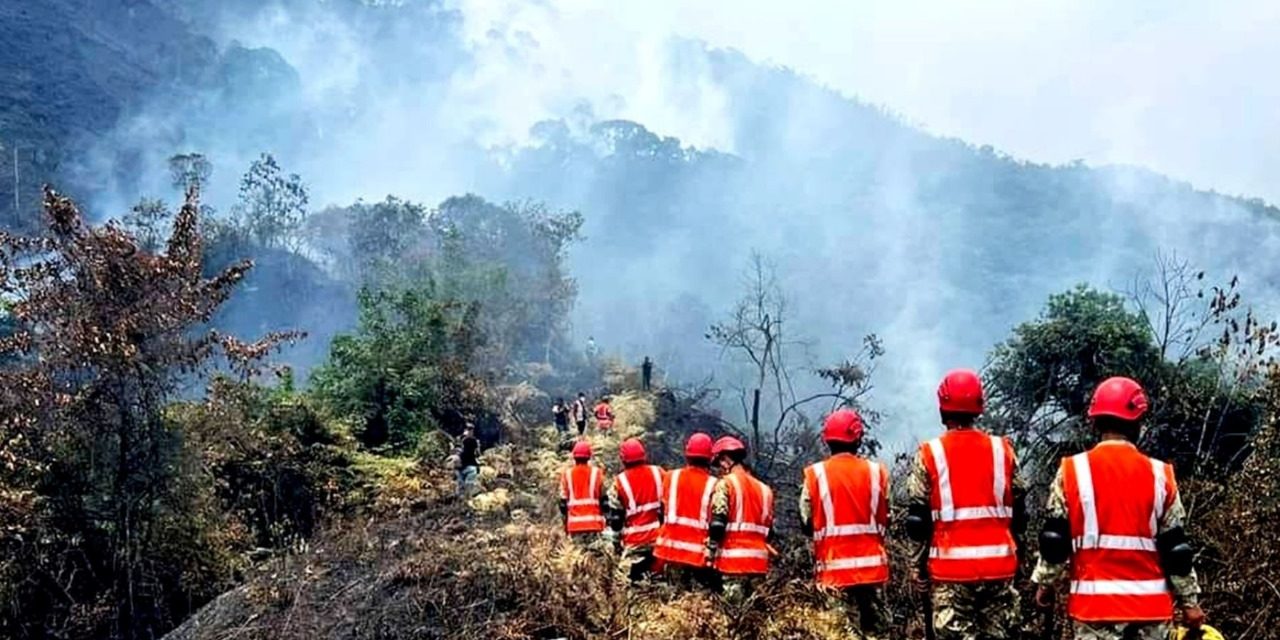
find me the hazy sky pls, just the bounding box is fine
[452,0,1280,203]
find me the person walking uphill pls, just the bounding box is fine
[560,441,608,545]
[654,433,721,591]
[455,424,481,499]
[907,369,1027,640]
[706,436,774,607]
[607,438,667,582]
[801,409,891,639]
[1031,377,1207,640]
[594,396,616,430]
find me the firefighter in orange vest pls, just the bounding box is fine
[705,436,774,606]
[606,438,668,582]
[1031,377,1206,640]
[906,369,1027,639]
[800,408,890,639]
[654,433,722,591]
[559,441,607,545]
[594,396,616,430]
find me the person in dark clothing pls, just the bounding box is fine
[641,356,653,391]
[552,398,570,433]
[456,424,481,498]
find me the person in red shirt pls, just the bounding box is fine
[800,409,890,639]
[593,397,616,430]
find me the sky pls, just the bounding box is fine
[450,0,1280,203]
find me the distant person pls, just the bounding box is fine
[586,336,599,360]
[641,356,653,391]
[455,423,481,499]
[801,409,890,639]
[572,392,589,436]
[594,396,616,430]
[1032,377,1207,640]
[552,397,570,434]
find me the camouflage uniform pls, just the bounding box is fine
[707,466,766,608]
[906,437,1028,640]
[1030,460,1201,640]
[798,481,892,640]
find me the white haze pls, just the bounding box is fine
[83,0,1280,446]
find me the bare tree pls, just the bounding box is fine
[707,252,882,477]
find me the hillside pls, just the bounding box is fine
[161,393,904,640]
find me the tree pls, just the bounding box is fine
[708,252,882,477]
[232,153,308,250]
[168,153,212,193]
[121,197,171,252]
[0,187,292,638]
[310,282,485,450]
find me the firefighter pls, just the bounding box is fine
[907,369,1027,639]
[594,396,616,430]
[706,436,774,607]
[800,408,891,639]
[654,433,722,591]
[1032,377,1207,640]
[559,441,607,546]
[607,438,667,582]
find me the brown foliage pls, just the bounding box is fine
[0,187,296,638]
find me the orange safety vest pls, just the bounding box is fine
[594,403,614,427]
[654,466,717,567]
[615,464,666,548]
[1063,441,1177,623]
[921,429,1018,582]
[804,453,890,587]
[560,463,605,533]
[714,468,774,576]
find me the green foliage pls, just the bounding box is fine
[311,283,485,450]
[986,285,1162,449]
[232,153,309,250]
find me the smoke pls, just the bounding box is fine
[77,0,1280,447]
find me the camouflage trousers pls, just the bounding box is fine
[616,545,661,584]
[1071,621,1170,639]
[663,562,723,592]
[827,585,890,640]
[931,580,1020,640]
[721,575,765,608]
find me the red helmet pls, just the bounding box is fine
[938,368,984,415]
[684,433,713,460]
[822,409,864,443]
[1088,376,1149,421]
[619,438,646,464]
[711,436,746,457]
[571,441,593,460]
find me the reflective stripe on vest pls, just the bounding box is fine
[1065,444,1174,623]
[808,456,890,587]
[564,465,604,533]
[924,432,1018,582]
[654,467,716,567]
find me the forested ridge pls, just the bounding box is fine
[3,1,1280,639]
